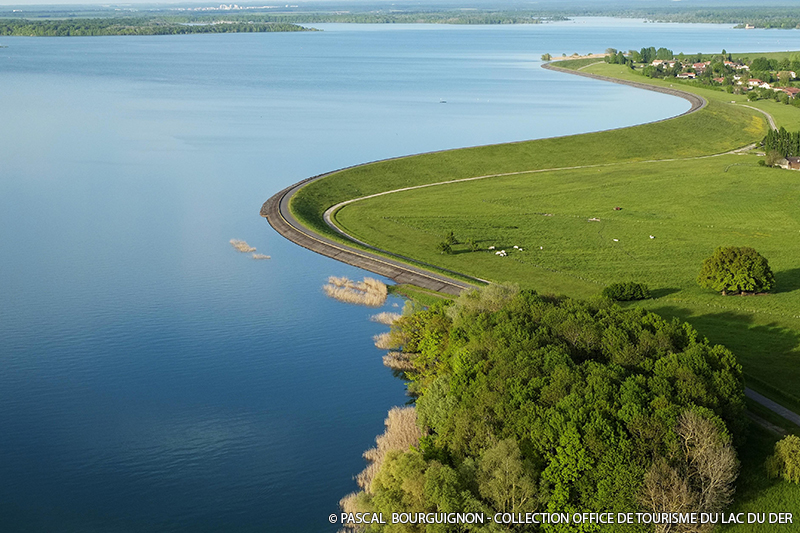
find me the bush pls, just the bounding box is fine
[436,241,452,254]
[601,281,651,301]
[464,238,479,252]
[443,230,458,245]
[697,246,775,295]
[765,434,800,484]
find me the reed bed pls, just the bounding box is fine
[251,253,271,260]
[322,276,388,307]
[230,239,256,253]
[382,351,415,371]
[356,407,422,492]
[372,332,396,350]
[369,312,401,325]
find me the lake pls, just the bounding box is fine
[2,18,800,532]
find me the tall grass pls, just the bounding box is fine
[322,276,388,307]
[229,239,256,253]
[370,312,401,325]
[356,406,422,492]
[382,351,415,371]
[372,332,397,350]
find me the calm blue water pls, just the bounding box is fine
[3,19,800,532]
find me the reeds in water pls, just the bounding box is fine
[370,312,401,325]
[382,351,415,371]
[372,332,397,350]
[230,239,256,253]
[322,276,388,307]
[356,406,422,492]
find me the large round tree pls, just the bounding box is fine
[697,246,775,295]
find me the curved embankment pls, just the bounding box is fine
[261,64,708,295]
[261,175,478,295]
[541,62,706,116]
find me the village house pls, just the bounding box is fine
[651,59,677,68]
[713,77,725,83]
[676,72,696,79]
[780,156,800,170]
[692,61,711,72]
[775,87,800,98]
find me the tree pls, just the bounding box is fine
[766,434,800,483]
[642,412,739,533]
[436,241,452,254]
[765,150,784,166]
[477,439,537,513]
[605,47,618,56]
[697,246,775,295]
[541,53,551,61]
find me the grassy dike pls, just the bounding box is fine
[290,56,799,511]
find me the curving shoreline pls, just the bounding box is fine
[541,62,706,116]
[261,63,708,294]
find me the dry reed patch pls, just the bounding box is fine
[370,312,401,326]
[251,253,271,260]
[322,276,388,307]
[372,332,396,350]
[356,407,422,492]
[382,352,415,371]
[230,239,256,253]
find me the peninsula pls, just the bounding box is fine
[264,49,800,519]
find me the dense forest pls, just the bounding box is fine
[0,18,312,36]
[344,286,746,532]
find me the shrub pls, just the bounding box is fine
[765,150,784,167]
[436,241,452,254]
[697,246,775,295]
[601,281,651,301]
[766,434,800,484]
[465,238,479,252]
[443,230,458,245]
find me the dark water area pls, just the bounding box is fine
[3,19,800,532]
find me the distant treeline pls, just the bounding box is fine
[169,11,563,25]
[0,18,313,36]
[571,7,800,29]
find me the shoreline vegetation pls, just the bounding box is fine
[344,286,757,532]
[323,276,388,307]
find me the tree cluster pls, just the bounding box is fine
[763,127,800,158]
[0,18,311,36]
[345,287,746,532]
